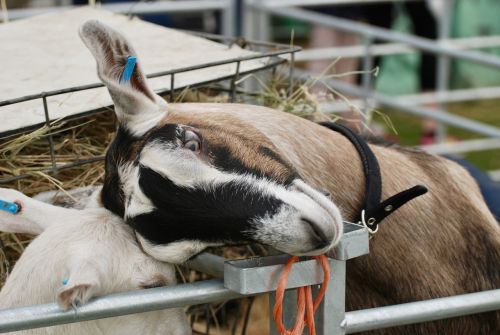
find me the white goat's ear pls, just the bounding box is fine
[57,261,102,310]
[57,284,95,310]
[79,20,167,136]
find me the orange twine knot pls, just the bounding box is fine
[273,255,330,335]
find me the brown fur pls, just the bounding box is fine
[165,103,500,334]
[160,112,298,184]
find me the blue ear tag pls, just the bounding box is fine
[0,200,20,214]
[120,56,137,84]
[62,279,69,286]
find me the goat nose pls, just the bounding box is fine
[301,217,332,248]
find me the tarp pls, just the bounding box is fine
[0,7,271,136]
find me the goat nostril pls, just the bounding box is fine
[302,218,330,246]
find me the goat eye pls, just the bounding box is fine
[185,140,200,152]
[183,130,201,153]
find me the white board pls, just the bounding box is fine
[0,7,272,135]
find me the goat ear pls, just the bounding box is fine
[79,20,167,136]
[57,261,102,310]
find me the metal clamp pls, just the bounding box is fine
[360,209,379,236]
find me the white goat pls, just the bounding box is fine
[0,187,191,335]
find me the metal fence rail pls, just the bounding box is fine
[0,0,237,37]
[0,32,300,185]
[247,3,500,69]
[290,68,500,138]
[1,258,499,334]
[345,289,500,333]
[246,0,500,158]
[0,279,240,333]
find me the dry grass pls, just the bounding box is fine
[0,111,115,286]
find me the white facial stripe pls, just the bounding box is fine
[119,163,155,219]
[136,234,220,263]
[292,179,343,246]
[139,143,235,188]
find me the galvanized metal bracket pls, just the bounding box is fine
[223,222,369,295]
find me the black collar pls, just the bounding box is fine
[319,121,428,234]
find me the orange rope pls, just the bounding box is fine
[273,255,331,335]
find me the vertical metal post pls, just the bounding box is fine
[230,60,241,102]
[170,74,175,102]
[254,0,270,43]
[288,51,296,97]
[314,260,346,335]
[242,0,259,95]
[435,0,454,143]
[361,36,374,129]
[42,95,58,174]
[242,0,255,40]
[268,259,346,335]
[221,0,236,37]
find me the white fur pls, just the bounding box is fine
[137,236,220,264]
[0,188,191,335]
[119,164,156,220]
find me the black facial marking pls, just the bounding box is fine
[210,145,265,178]
[139,124,179,149]
[101,127,138,217]
[129,166,283,245]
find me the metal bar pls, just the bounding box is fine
[0,40,299,107]
[0,156,104,184]
[288,51,296,97]
[295,35,500,61]
[0,56,287,140]
[186,253,226,278]
[0,279,242,333]
[221,0,236,37]
[255,0,271,42]
[316,260,346,335]
[361,37,374,127]
[0,83,102,107]
[420,138,500,155]
[1,1,231,21]
[230,61,241,102]
[319,85,500,113]
[251,5,500,69]
[248,0,417,7]
[170,74,175,102]
[2,278,498,333]
[435,0,454,143]
[489,170,500,182]
[291,69,500,138]
[344,289,500,333]
[41,96,58,173]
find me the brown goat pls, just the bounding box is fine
[79,20,500,334]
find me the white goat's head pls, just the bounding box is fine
[79,21,343,263]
